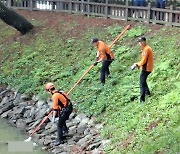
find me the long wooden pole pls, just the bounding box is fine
[66,25,131,95]
[67,64,94,95]
[108,24,131,48]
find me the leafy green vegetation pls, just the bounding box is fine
[0,13,179,154]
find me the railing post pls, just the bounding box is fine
[81,0,85,14]
[125,0,128,21]
[87,0,90,17]
[30,0,33,11]
[59,0,63,11]
[147,2,151,24]
[169,5,173,27]
[7,0,11,8]
[105,0,108,19]
[69,0,72,14]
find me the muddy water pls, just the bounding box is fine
[0,118,48,154]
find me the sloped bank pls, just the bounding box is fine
[0,86,109,154]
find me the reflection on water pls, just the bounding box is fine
[0,118,48,154]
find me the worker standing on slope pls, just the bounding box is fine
[131,37,154,103]
[45,82,73,146]
[92,38,114,85]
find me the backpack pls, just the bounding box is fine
[56,90,71,109]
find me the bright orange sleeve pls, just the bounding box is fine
[138,49,149,66]
[52,94,59,110]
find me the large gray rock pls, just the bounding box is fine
[77,124,88,134]
[23,109,31,118]
[89,129,98,136]
[35,108,47,120]
[67,138,76,145]
[29,107,36,119]
[43,136,52,146]
[0,96,9,106]
[16,119,26,128]
[19,101,28,106]
[13,106,26,115]
[13,93,21,105]
[51,148,63,154]
[39,138,45,145]
[34,133,46,139]
[98,139,110,149]
[1,109,11,118]
[0,102,15,115]
[84,128,90,135]
[45,122,52,130]
[48,124,57,134]
[28,119,41,130]
[87,141,102,150]
[0,89,10,97]
[77,134,93,146]
[25,117,35,125]
[72,120,80,126]
[36,100,46,107]
[78,117,90,128]
[46,100,52,107]
[74,113,87,122]
[9,114,21,122]
[26,100,36,106]
[69,125,77,135]
[72,134,84,142]
[66,121,75,128]
[20,94,31,101]
[68,112,76,120]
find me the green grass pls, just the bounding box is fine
[0,14,179,154]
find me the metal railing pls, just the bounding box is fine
[1,0,180,27]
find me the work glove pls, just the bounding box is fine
[93,61,98,66]
[131,63,138,70]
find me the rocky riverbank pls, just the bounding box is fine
[0,86,109,154]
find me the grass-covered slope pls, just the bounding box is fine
[0,10,179,154]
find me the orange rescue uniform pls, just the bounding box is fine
[52,91,69,111]
[96,41,114,60]
[138,45,153,72]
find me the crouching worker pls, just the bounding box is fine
[45,82,73,146]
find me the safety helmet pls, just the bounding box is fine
[45,82,55,91]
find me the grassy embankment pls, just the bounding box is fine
[0,11,179,154]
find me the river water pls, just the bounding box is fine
[0,118,48,154]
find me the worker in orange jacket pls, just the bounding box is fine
[92,38,114,85]
[45,82,73,146]
[131,36,154,103]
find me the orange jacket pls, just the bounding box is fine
[138,45,154,72]
[96,41,114,60]
[52,90,69,111]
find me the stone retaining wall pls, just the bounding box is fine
[0,87,109,154]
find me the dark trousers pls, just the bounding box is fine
[133,0,146,6]
[155,0,165,20]
[100,60,113,84]
[155,0,165,9]
[57,104,73,141]
[140,70,151,102]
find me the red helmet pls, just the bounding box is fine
[45,82,55,91]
